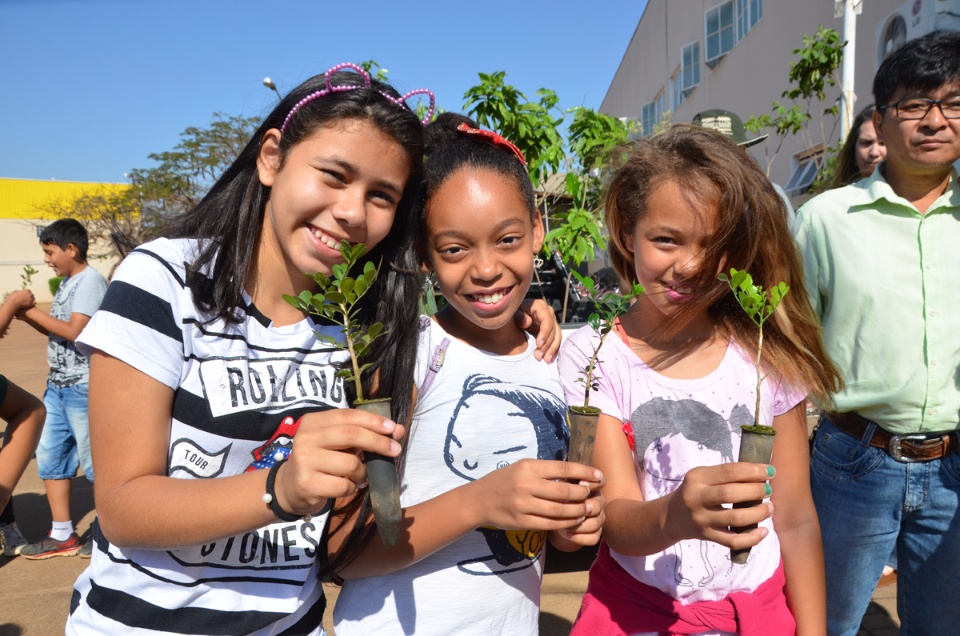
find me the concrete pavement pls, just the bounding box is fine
[0,308,899,635]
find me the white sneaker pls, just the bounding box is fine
[0,522,29,556]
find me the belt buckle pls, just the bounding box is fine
[888,433,934,463]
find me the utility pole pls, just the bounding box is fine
[837,0,863,141]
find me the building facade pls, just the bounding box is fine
[602,0,960,202]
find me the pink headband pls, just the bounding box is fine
[279,62,435,133]
[456,123,527,166]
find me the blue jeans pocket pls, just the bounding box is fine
[811,419,884,480]
[941,446,960,483]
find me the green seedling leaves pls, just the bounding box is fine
[284,240,386,403]
[571,271,644,409]
[719,268,790,426]
[20,265,38,289]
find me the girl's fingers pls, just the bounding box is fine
[700,481,772,509]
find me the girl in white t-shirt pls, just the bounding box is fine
[330,113,605,635]
[558,125,843,635]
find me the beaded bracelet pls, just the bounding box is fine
[262,458,301,522]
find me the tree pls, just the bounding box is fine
[745,25,845,191]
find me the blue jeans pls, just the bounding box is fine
[811,417,960,635]
[35,381,94,482]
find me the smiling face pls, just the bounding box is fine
[854,120,886,178]
[623,178,720,330]
[255,119,411,296]
[874,83,960,178]
[424,168,543,352]
[41,242,80,277]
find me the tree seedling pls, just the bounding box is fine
[283,240,401,546]
[565,272,643,467]
[283,241,384,403]
[571,271,644,413]
[718,267,789,564]
[21,265,38,289]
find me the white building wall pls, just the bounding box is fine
[602,0,958,199]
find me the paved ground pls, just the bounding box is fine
[0,308,900,635]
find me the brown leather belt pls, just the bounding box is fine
[824,411,959,462]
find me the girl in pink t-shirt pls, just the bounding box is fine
[558,125,842,636]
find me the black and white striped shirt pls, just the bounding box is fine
[69,238,345,636]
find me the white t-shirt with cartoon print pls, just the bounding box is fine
[334,317,569,635]
[558,325,805,605]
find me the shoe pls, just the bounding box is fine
[878,568,897,587]
[0,522,29,557]
[21,532,82,559]
[78,540,93,559]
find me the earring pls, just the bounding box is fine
[533,253,544,269]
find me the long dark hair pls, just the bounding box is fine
[605,124,843,404]
[159,70,425,578]
[827,104,878,189]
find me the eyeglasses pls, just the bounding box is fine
[883,97,960,120]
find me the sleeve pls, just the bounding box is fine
[69,269,109,317]
[76,242,187,390]
[557,325,627,421]
[770,375,807,416]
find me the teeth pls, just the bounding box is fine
[312,229,341,249]
[474,291,506,305]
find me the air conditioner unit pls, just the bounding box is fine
[877,0,960,67]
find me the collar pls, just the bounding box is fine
[849,162,960,213]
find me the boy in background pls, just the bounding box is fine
[16,219,107,559]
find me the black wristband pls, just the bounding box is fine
[263,459,301,522]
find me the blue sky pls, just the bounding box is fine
[1,0,646,184]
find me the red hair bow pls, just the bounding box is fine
[456,123,527,166]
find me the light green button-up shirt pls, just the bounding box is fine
[794,167,960,434]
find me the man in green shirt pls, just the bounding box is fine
[795,30,960,636]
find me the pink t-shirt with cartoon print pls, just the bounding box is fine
[558,324,805,605]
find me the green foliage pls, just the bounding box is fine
[572,272,644,409]
[283,241,385,402]
[48,276,63,297]
[463,71,565,188]
[718,268,789,425]
[20,265,38,290]
[718,269,788,330]
[745,26,845,183]
[358,60,390,82]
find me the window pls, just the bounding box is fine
[671,69,685,111]
[641,89,668,137]
[736,0,762,40]
[681,41,700,93]
[784,151,824,197]
[705,1,735,65]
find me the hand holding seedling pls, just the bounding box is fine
[566,273,643,469]
[284,240,402,545]
[718,267,788,563]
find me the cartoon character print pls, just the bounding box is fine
[245,415,301,471]
[443,374,568,576]
[629,398,754,586]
